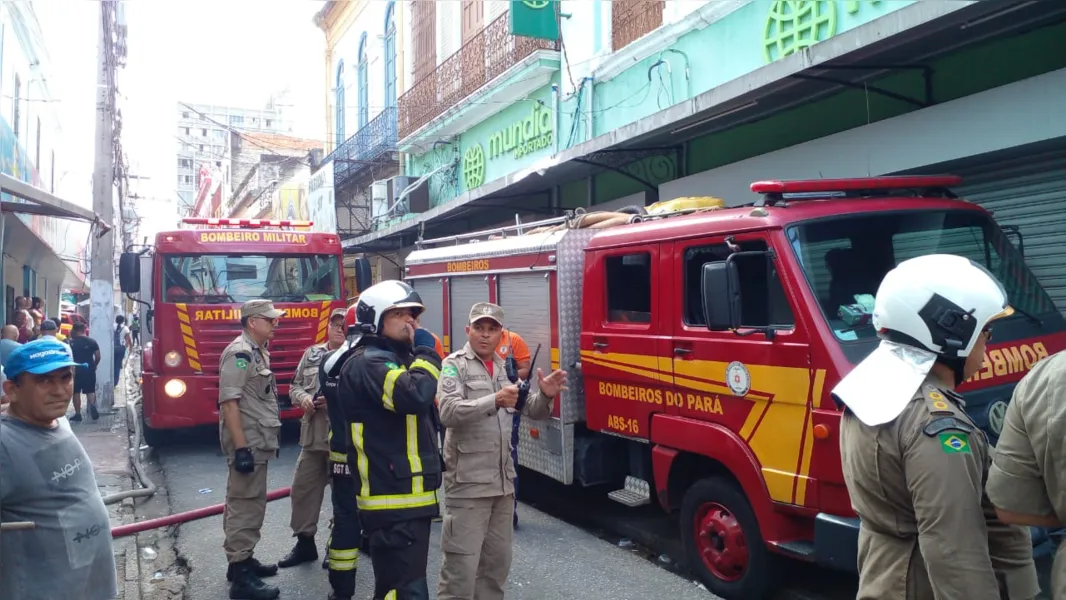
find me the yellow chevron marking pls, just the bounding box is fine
[584,350,826,505]
[177,312,190,324]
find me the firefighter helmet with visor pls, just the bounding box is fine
[345,280,425,335]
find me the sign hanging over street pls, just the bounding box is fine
[510,0,559,41]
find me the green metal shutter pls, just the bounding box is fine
[955,156,1066,314]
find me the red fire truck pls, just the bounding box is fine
[119,218,346,446]
[396,176,1066,599]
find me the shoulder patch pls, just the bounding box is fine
[442,365,459,378]
[233,351,252,370]
[385,361,400,370]
[306,346,326,362]
[938,431,972,454]
[922,416,974,438]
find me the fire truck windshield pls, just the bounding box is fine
[786,209,1059,350]
[160,253,342,304]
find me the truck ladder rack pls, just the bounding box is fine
[416,204,720,249]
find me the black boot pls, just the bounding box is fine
[226,557,278,581]
[278,534,318,568]
[227,559,280,600]
[322,554,329,570]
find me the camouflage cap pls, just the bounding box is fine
[241,299,286,320]
[468,302,504,326]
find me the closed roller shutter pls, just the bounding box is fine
[411,278,444,342]
[449,276,489,353]
[955,155,1066,314]
[498,272,551,389]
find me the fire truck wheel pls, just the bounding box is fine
[680,477,777,600]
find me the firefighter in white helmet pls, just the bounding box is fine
[832,254,1038,599]
[325,280,443,600]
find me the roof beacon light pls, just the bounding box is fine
[750,175,963,195]
[181,217,314,229]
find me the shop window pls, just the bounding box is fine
[605,252,652,323]
[683,240,794,328]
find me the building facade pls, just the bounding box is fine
[226,131,325,226]
[319,1,1066,311]
[0,0,91,324]
[315,0,406,281]
[175,95,293,214]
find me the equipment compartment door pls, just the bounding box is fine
[668,233,821,509]
[412,278,445,349]
[448,276,490,352]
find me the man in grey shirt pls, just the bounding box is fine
[0,339,118,600]
[0,324,21,365]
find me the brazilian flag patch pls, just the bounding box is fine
[385,362,399,370]
[442,365,459,377]
[939,432,971,454]
[235,358,248,370]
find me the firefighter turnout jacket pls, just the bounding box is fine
[322,350,350,471]
[337,336,444,530]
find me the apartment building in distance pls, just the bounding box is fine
[175,92,295,214]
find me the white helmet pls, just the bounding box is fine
[348,280,424,334]
[872,254,1012,359]
[832,254,1013,426]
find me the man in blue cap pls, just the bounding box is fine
[0,339,118,600]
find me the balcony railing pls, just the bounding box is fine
[398,12,559,140]
[325,106,398,189]
[612,0,663,52]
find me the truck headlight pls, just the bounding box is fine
[164,379,186,398]
[164,351,182,367]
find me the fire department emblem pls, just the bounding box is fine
[987,400,1008,436]
[726,361,751,397]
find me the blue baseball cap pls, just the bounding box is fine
[4,339,81,378]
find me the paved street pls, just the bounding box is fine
[158,429,718,600]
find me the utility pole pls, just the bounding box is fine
[90,0,117,414]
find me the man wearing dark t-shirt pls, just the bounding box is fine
[68,323,100,422]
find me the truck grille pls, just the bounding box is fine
[190,320,320,388]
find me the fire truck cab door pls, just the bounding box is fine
[583,243,674,441]
[669,232,821,508]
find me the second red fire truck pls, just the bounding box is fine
[395,176,1066,599]
[120,218,346,446]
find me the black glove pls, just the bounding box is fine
[234,447,255,473]
[413,328,436,350]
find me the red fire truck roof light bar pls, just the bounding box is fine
[181,217,315,229]
[750,175,963,195]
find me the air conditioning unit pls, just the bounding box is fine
[386,175,430,215]
[370,180,390,222]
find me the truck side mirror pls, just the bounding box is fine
[354,257,372,293]
[1001,225,1025,258]
[119,253,141,294]
[701,261,741,331]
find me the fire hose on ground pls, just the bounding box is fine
[104,354,294,539]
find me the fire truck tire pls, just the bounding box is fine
[679,477,778,600]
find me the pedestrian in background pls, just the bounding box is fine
[436,302,567,600]
[112,315,132,388]
[68,323,101,423]
[130,314,141,346]
[278,308,346,570]
[1,324,22,364]
[497,328,531,529]
[0,339,117,600]
[218,299,287,600]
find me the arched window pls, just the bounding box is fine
[384,1,397,110]
[358,33,369,128]
[335,60,345,147]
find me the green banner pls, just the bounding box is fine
[510,0,559,41]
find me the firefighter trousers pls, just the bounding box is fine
[290,448,330,537]
[327,461,360,598]
[367,518,432,600]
